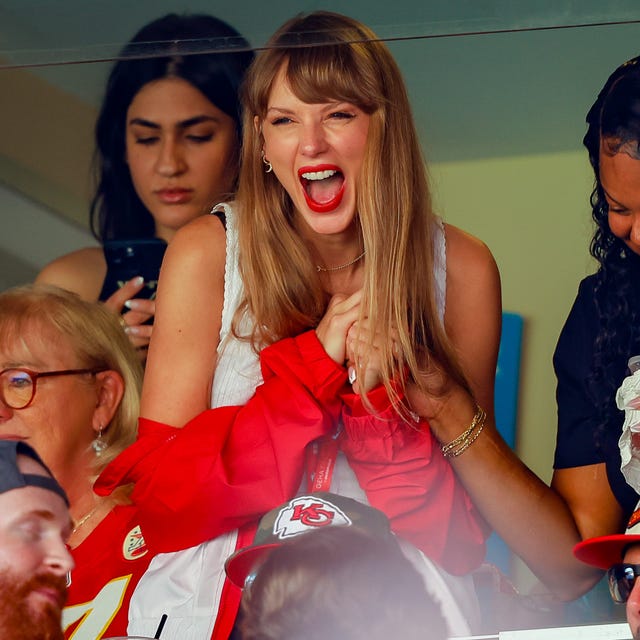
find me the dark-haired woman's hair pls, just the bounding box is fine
[583,56,640,442]
[90,13,253,241]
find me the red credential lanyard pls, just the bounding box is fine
[305,433,340,493]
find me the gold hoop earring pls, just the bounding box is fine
[261,150,273,174]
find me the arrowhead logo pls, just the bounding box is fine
[122,525,148,561]
[273,495,352,540]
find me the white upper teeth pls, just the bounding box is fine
[301,169,337,181]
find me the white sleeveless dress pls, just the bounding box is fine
[127,203,479,638]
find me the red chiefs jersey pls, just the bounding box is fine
[62,504,151,639]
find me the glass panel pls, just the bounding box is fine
[1,1,640,67]
[1,10,640,630]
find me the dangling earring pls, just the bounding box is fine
[92,426,108,457]
[261,150,273,173]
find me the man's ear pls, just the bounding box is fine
[91,370,125,434]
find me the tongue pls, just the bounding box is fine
[307,173,343,204]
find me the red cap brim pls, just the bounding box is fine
[225,543,282,588]
[574,534,640,569]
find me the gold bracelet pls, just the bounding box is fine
[446,416,485,457]
[441,406,484,454]
[441,406,486,458]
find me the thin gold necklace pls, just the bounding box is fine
[316,250,366,273]
[72,503,102,534]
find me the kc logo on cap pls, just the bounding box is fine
[273,495,352,539]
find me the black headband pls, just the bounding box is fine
[0,440,69,506]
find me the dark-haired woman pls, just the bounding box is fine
[37,13,253,355]
[553,56,640,564]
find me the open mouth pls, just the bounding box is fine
[298,165,345,213]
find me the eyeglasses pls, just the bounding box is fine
[0,368,107,410]
[608,563,640,603]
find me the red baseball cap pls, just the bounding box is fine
[574,502,640,569]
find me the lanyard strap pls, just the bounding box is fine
[306,434,339,493]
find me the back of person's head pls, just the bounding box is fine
[92,12,254,241]
[238,526,448,640]
[0,284,142,470]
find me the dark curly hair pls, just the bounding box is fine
[90,13,253,242]
[583,56,640,441]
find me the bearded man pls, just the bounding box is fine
[0,440,73,639]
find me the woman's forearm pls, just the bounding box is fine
[407,382,602,600]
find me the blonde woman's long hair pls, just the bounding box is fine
[235,11,469,408]
[0,284,142,474]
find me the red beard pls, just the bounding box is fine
[0,572,67,640]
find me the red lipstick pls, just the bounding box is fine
[298,164,345,213]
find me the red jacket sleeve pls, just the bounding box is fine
[95,331,347,552]
[262,332,487,574]
[339,385,487,575]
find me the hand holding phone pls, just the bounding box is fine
[100,239,167,359]
[100,238,167,302]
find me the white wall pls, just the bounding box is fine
[0,182,96,291]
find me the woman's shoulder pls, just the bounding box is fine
[35,246,106,301]
[169,211,227,257]
[159,211,228,288]
[442,223,499,282]
[575,271,598,297]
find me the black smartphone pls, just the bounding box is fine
[100,238,167,302]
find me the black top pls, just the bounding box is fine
[553,271,640,519]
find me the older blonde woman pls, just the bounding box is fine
[0,284,347,638]
[0,284,144,637]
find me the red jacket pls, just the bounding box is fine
[95,330,485,638]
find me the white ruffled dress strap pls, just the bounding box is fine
[210,203,263,407]
[432,216,446,324]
